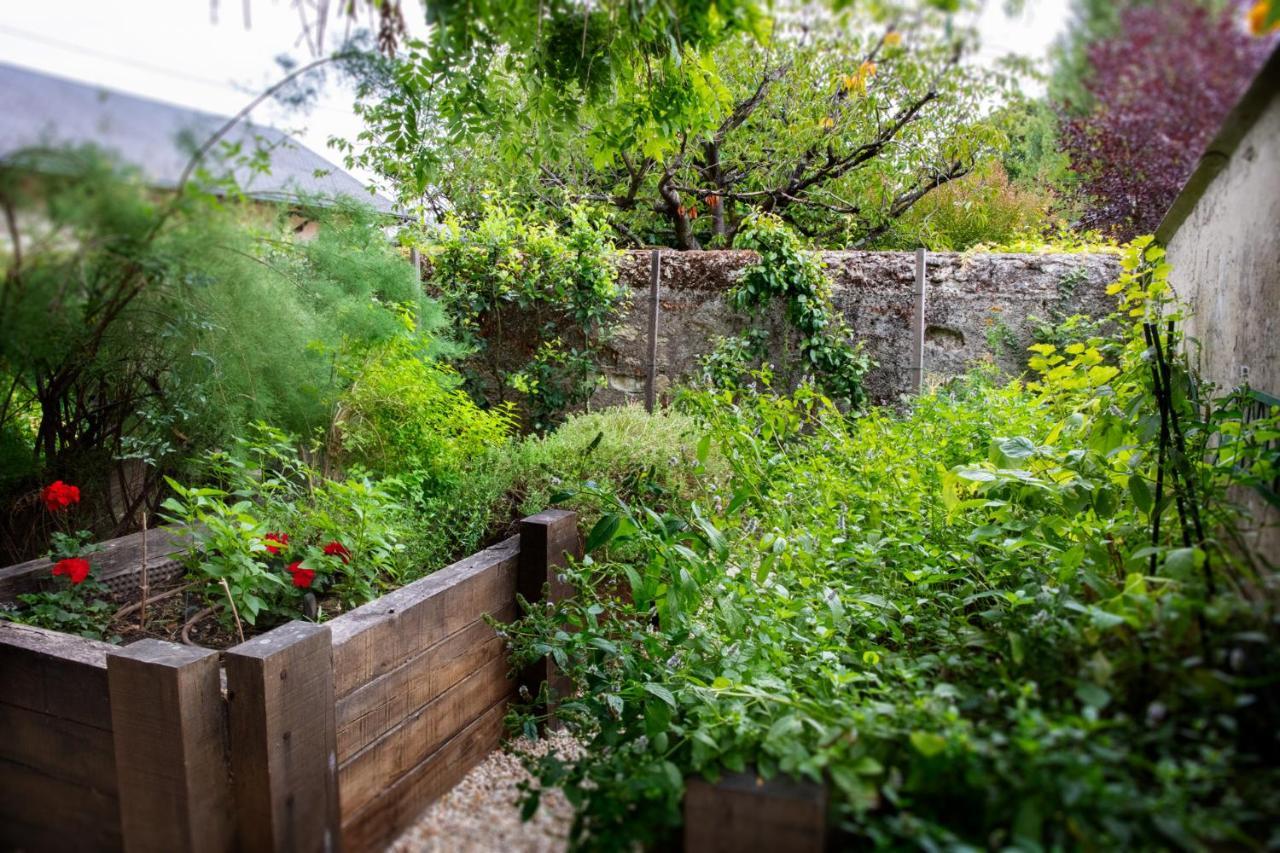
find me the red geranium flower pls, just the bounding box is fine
[286,561,315,589]
[41,481,81,513]
[322,540,351,564]
[52,557,91,585]
[263,532,289,555]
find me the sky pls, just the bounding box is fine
[0,0,1073,190]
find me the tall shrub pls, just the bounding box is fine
[0,147,445,561]
[425,201,624,432]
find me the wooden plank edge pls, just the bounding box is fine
[339,699,509,852]
[334,602,516,747]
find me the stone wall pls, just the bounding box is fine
[594,249,1122,406]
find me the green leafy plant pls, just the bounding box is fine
[160,425,409,629]
[0,147,450,564]
[504,240,1280,850]
[702,215,870,408]
[425,200,625,432]
[2,481,115,639]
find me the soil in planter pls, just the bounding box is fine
[105,583,363,649]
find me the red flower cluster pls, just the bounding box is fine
[41,481,81,513]
[263,532,290,555]
[52,557,91,585]
[322,541,351,564]
[286,561,315,589]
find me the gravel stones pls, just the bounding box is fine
[388,732,581,853]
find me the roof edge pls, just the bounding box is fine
[1156,42,1280,244]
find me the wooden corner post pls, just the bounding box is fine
[684,770,828,852]
[517,510,580,725]
[224,622,340,853]
[107,639,233,853]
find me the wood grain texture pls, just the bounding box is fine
[683,770,828,853]
[225,622,341,853]
[0,700,117,792]
[518,510,580,726]
[0,525,187,601]
[328,535,520,699]
[108,639,233,853]
[0,622,120,852]
[0,621,113,727]
[338,651,515,817]
[334,603,516,761]
[340,700,508,853]
[0,755,122,852]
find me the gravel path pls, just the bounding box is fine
[387,732,581,853]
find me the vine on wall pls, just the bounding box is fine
[701,214,870,408]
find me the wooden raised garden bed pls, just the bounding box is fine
[1,510,827,852]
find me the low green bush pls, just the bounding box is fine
[496,405,726,531]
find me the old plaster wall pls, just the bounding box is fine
[1162,69,1280,397]
[1158,47,1279,565]
[594,250,1121,406]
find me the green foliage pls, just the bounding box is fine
[2,506,114,640]
[0,147,446,560]
[876,162,1058,251]
[500,405,727,530]
[170,198,445,445]
[703,215,869,408]
[964,224,1120,255]
[5,579,117,641]
[504,241,1280,849]
[160,425,408,626]
[346,2,1019,250]
[425,200,624,432]
[334,330,518,574]
[336,333,516,485]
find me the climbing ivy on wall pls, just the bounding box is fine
[702,215,870,408]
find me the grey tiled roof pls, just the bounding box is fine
[0,61,396,214]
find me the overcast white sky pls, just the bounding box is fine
[0,0,1071,189]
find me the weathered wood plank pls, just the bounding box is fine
[328,535,520,698]
[340,700,508,853]
[0,621,113,728]
[334,603,517,761]
[338,651,514,816]
[0,700,117,793]
[0,525,187,601]
[0,755,121,852]
[683,770,829,853]
[108,639,233,853]
[225,622,341,853]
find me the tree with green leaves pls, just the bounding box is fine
[339,2,1021,249]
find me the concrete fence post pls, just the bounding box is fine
[645,250,663,412]
[909,248,928,394]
